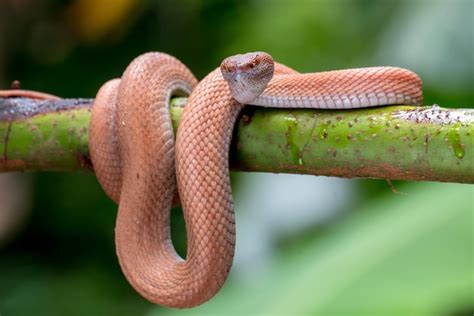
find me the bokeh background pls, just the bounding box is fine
[0,0,473,315]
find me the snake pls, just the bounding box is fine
[1,51,423,308]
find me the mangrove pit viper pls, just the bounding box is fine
[0,51,423,308]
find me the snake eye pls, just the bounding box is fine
[249,62,256,69]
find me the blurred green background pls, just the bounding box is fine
[0,0,472,315]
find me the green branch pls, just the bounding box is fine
[1,96,473,183]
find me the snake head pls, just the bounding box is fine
[220,52,275,104]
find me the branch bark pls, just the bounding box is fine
[1,96,473,183]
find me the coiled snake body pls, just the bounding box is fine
[6,52,422,308]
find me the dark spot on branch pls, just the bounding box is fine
[301,114,318,155]
[424,134,431,153]
[238,106,257,125]
[78,154,93,171]
[3,121,12,161]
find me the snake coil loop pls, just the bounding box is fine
[89,51,422,308]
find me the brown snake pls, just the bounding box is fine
[0,52,422,308]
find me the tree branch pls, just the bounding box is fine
[1,96,473,183]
